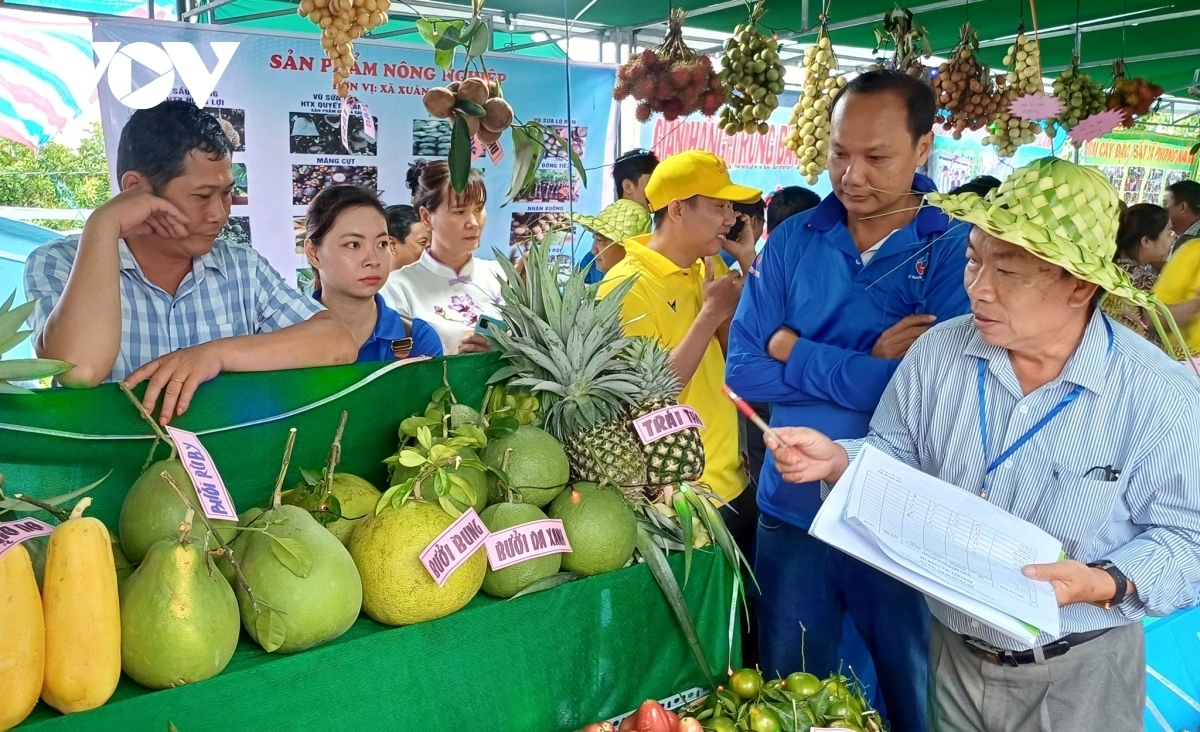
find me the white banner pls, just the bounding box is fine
[93,19,617,286]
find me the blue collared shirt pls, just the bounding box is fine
[313,292,442,363]
[726,174,972,527]
[24,236,323,382]
[842,311,1200,649]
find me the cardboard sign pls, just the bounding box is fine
[419,508,489,586]
[339,95,375,151]
[483,518,572,571]
[632,405,704,445]
[165,426,238,522]
[0,517,54,559]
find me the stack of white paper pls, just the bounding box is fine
[810,445,1063,646]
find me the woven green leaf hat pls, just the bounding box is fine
[572,198,652,245]
[926,157,1192,359]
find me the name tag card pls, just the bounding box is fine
[484,518,572,571]
[165,427,238,522]
[632,405,704,445]
[0,518,54,558]
[420,508,489,586]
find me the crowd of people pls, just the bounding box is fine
[20,70,1200,732]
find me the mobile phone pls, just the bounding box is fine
[475,314,508,337]
[726,218,745,242]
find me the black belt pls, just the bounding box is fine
[961,627,1112,667]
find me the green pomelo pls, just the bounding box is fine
[351,499,485,626]
[547,482,636,576]
[216,507,263,586]
[450,403,482,428]
[119,459,237,563]
[281,473,382,546]
[235,504,362,653]
[120,535,239,689]
[479,503,561,598]
[111,532,136,587]
[482,426,569,508]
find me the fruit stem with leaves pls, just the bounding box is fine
[271,429,299,510]
[159,469,261,614]
[10,494,69,522]
[119,382,177,461]
[318,412,348,505]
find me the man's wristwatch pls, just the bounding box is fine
[1087,560,1129,610]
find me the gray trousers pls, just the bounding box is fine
[928,620,1145,732]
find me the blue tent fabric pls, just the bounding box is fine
[0,216,60,359]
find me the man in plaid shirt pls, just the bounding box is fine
[24,101,357,424]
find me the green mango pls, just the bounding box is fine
[119,460,237,563]
[235,504,362,653]
[119,529,240,689]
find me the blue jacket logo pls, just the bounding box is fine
[913,253,929,279]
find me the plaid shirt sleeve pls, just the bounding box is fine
[22,238,75,339]
[245,248,323,333]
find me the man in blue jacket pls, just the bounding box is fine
[726,70,971,732]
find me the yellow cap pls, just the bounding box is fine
[644,150,762,212]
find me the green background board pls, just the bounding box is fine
[0,355,736,730]
[17,551,733,731]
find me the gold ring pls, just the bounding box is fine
[170,378,185,384]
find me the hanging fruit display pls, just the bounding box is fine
[716,1,787,136]
[613,9,725,122]
[933,24,1007,139]
[1106,60,1164,127]
[783,26,844,185]
[297,0,390,97]
[986,32,1042,158]
[421,80,515,148]
[1043,58,1106,141]
[870,6,931,80]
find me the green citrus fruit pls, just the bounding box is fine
[729,668,764,700]
[783,672,822,698]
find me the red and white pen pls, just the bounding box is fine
[722,385,794,455]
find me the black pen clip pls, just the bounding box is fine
[1084,465,1121,482]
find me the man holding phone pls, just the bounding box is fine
[598,150,761,522]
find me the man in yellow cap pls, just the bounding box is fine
[767,157,1200,731]
[598,150,761,532]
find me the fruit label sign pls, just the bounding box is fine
[632,405,704,445]
[165,427,238,522]
[483,518,572,571]
[420,508,489,586]
[0,518,54,558]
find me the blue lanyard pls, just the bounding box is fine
[975,318,1112,495]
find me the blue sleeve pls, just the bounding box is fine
[780,339,899,412]
[726,219,811,405]
[924,225,972,320]
[410,319,444,358]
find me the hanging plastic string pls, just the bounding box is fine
[562,0,578,266]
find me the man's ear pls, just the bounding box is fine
[121,170,149,192]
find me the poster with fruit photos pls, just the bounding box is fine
[94,18,617,289]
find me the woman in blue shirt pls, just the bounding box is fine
[303,185,442,362]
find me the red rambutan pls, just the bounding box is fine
[670,64,693,90]
[632,77,656,101]
[641,49,659,67]
[613,83,630,101]
[656,78,675,99]
[636,102,653,122]
[700,91,724,116]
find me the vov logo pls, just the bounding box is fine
[91,42,240,110]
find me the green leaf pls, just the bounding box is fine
[454,99,487,118]
[504,124,537,204]
[255,608,287,653]
[634,526,716,690]
[401,416,439,436]
[417,426,434,451]
[451,424,488,447]
[415,17,442,46]
[0,328,30,355]
[0,381,32,395]
[314,494,342,526]
[0,358,71,381]
[434,468,451,496]
[464,17,491,59]
[509,572,585,599]
[434,23,464,50]
[428,443,456,464]
[457,459,487,472]
[300,468,323,487]
[438,494,463,517]
[431,386,452,404]
[0,471,109,513]
[0,298,34,342]
[448,114,472,194]
[398,449,427,468]
[168,723,181,732]
[486,415,519,440]
[268,534,313,578]
[447,472,477,507]
[674,492,695,587]
[434,47,456,71]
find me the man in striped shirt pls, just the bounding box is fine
[767,158,1200,731]
[25,102,357,424]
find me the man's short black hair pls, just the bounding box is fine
[733,198,765,221]
[116,100,232,193]
[1167,180,1200,214]
[766,186,821,230]
[829,69,936,144]
[613,149,659,201]
[652,195,697,229]
[949,175,1002,197]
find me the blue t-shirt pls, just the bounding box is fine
[315,292,443,362]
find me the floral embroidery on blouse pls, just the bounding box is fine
[432,293,483,326]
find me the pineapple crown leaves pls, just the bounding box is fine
[0,291,71,394]
[622,336,683,402]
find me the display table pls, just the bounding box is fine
[0,356,737,731]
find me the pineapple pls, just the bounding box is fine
[0,291,70,394]
[489,241,649,492]
[623,337,705,485]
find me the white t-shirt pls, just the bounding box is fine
[859,229,900,266]
[380,249,505,354]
